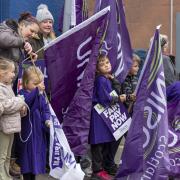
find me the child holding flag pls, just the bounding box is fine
[16,66,50,180]
[89,55,127,180]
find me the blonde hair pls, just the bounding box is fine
[48,30,56,40]
[0,57,14,74]
[22,66,44,89]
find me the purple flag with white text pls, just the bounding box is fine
[95,0,132,82]
[45,7,109,155]
[49,105,84,180]
[166,82,180,178]
[116,29,169,180]
[62,35,100,155]
[168,100,180,178]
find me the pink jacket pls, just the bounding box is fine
[0,83,25,134]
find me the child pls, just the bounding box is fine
[122,53,140,112]
[89,55,126,180]
[16,66,50,180]
[0,57,25,180]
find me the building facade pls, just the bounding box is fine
[87,0,180,56]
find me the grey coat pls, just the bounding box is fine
[0,21,24,63]
[163,54,177,87]
[0,83,25,134]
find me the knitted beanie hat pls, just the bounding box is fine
[36,4,54,23]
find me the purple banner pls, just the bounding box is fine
[95,0,132,82]
[62,35,101,155]
[116,29,170,179]
[168,100,180,178]
[166,81,180,102]
[94,91,131,140]
[45,8,109,155]
[45,7,109,123]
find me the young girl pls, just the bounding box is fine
[0,57,25,180]
[16,66,50,180]
[29,4,56,59]
[89,55,126,180]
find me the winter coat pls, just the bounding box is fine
[163,54,177,87]
[16,88,50,175]
[122,74,138,108]
[89,75,119,144]
[0,83,25,134]
[0,21,24,63]
[28,33,44,60]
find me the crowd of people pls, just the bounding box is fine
[0,3,179,180]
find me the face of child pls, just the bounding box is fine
[129,61,139,75]
[97,58,112,75]
[39,19,53,36]
[26,77,44,92]
[0,64,15,85]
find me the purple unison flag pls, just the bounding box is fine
[45,8,109,155]
[62,35,101,155]
[167,100,180,178]
[115,29,170,180]
[95,0,132,83]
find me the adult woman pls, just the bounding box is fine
[29,4,56,59]
[0,12,39,80]
[0,12,39,63]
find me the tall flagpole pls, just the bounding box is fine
[63,0,72,32]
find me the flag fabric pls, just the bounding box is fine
[45,7,110,155]
[59,0,88,32]
[49,104,85,180]
[62,35,100,155]
[166,81,180,102]
[95,0,132,83]
[168,100,180,178]
[166,82,180,178]
[115,28,170,180]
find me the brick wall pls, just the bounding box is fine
[87,0,180,55]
